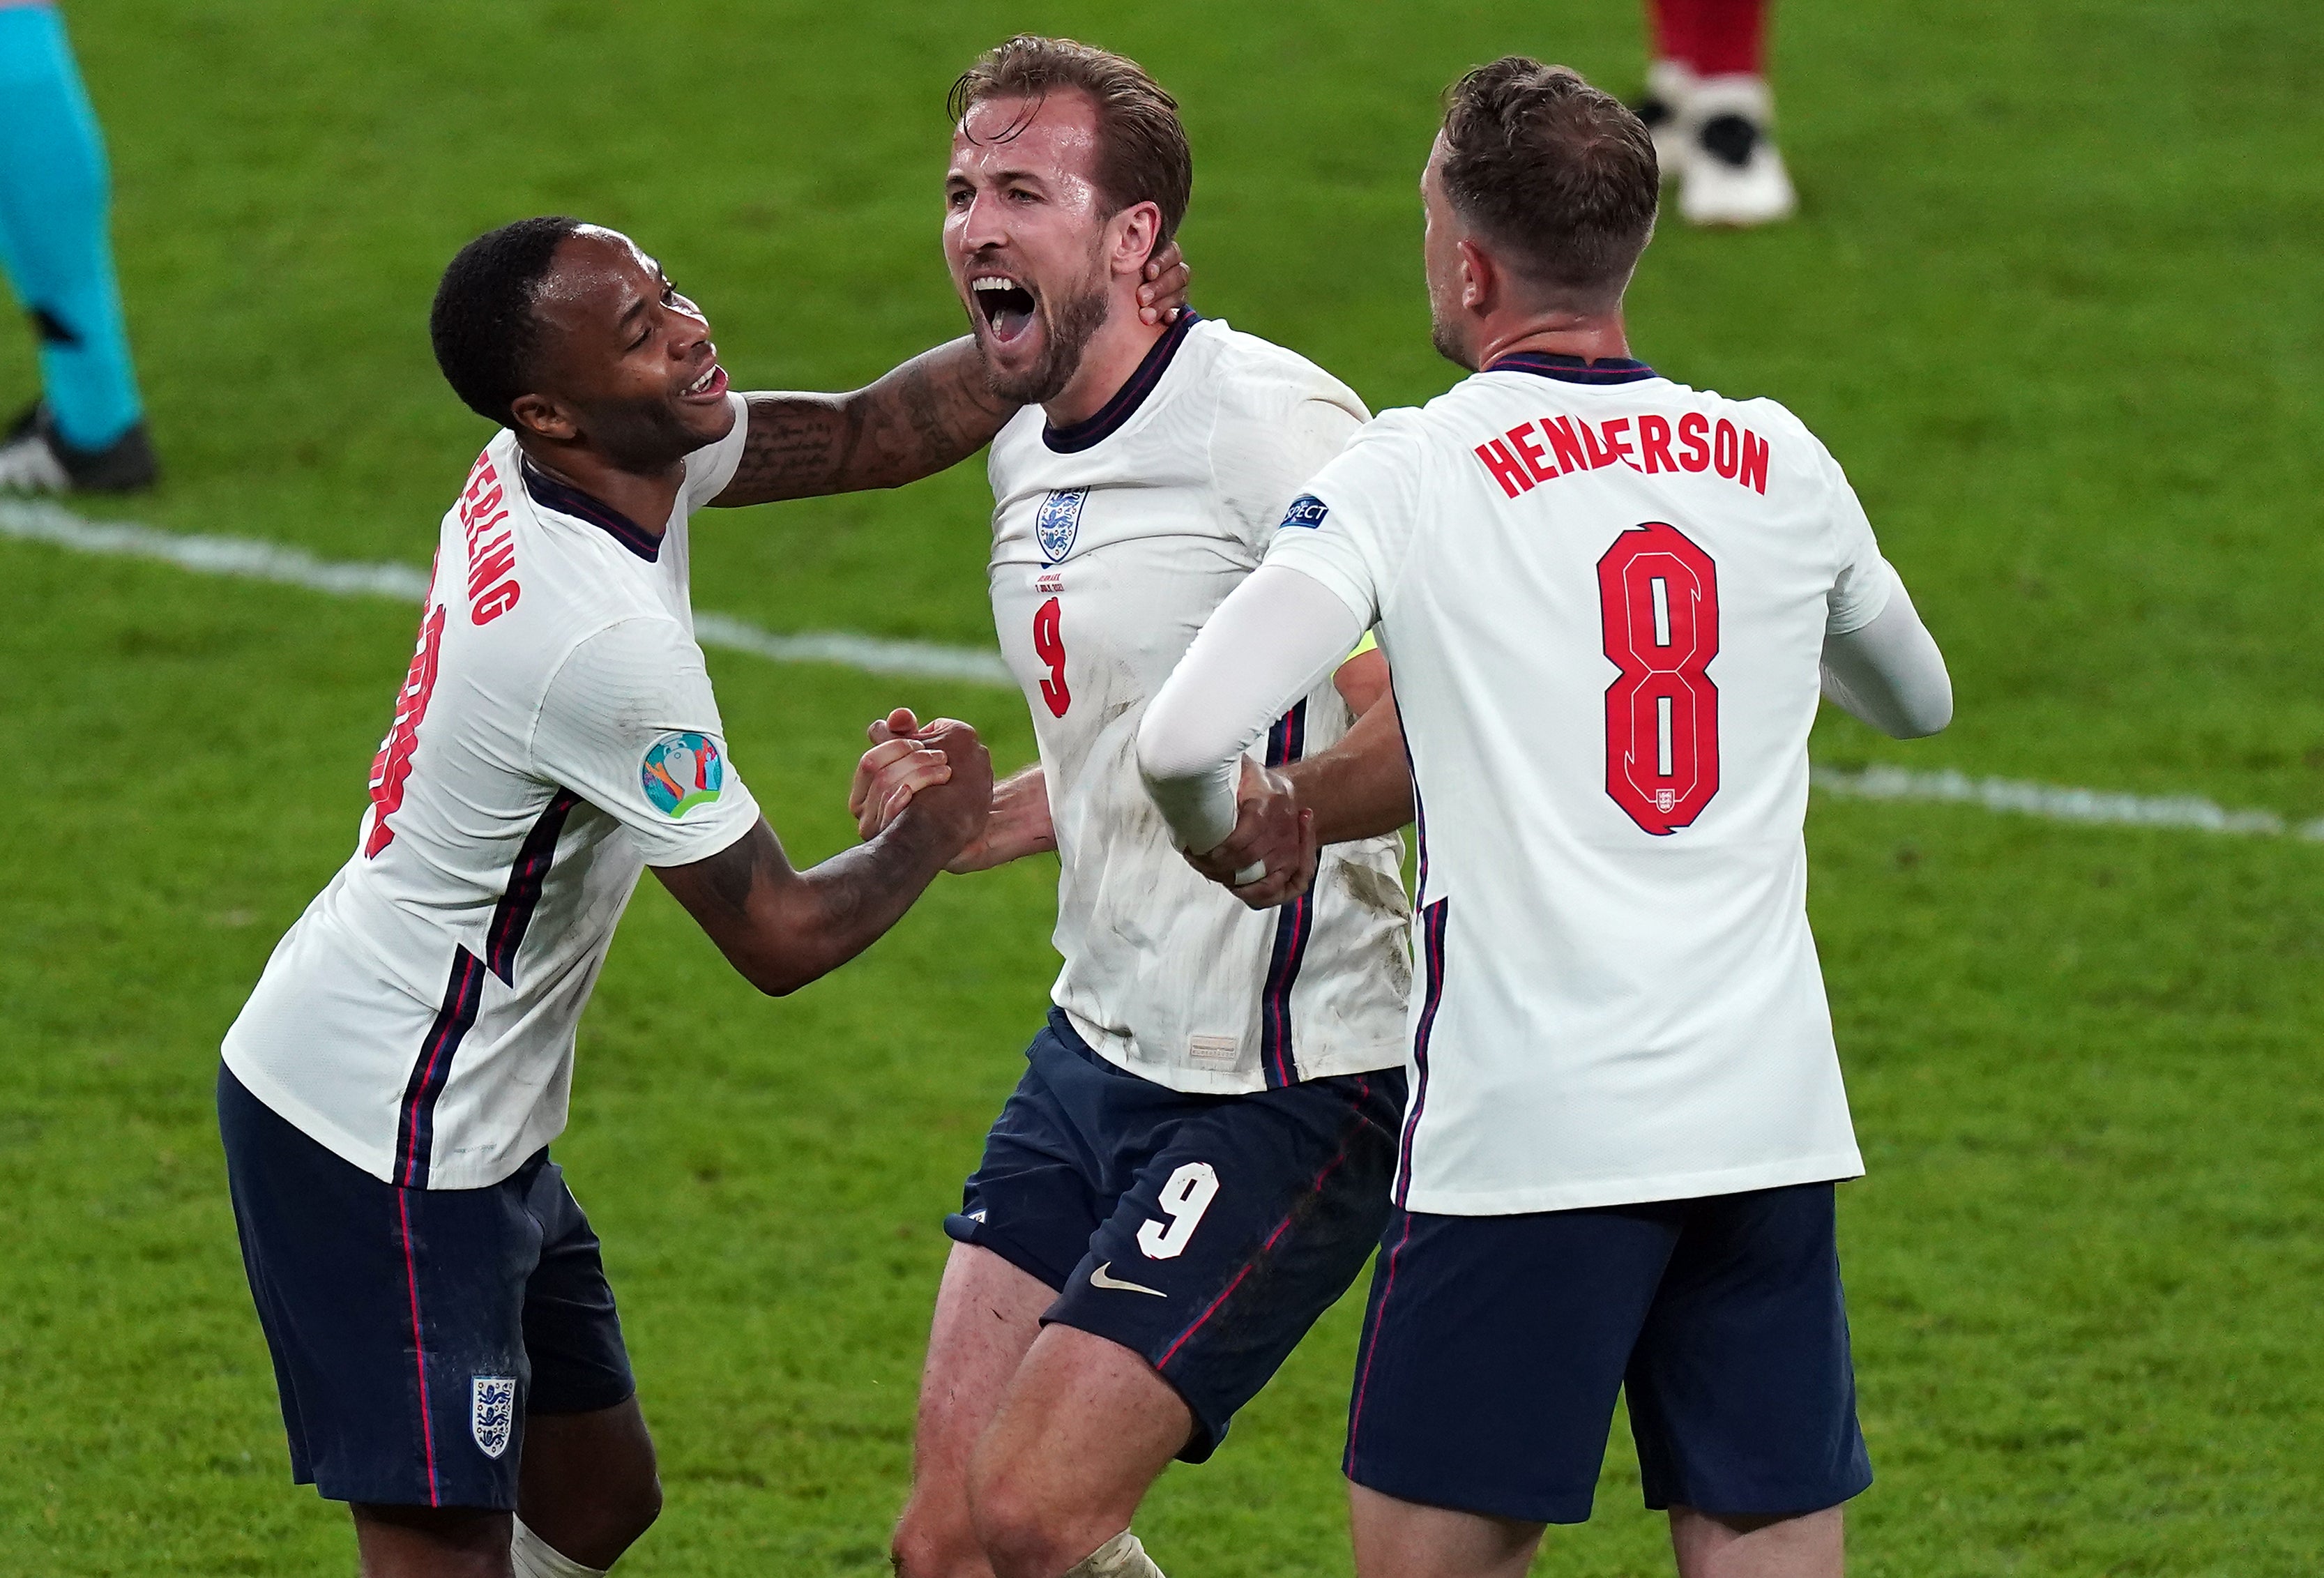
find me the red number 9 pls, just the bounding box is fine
[1033,596,1070,718]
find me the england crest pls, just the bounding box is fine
[1036,488,1088,565]
[471,1376,517,1459]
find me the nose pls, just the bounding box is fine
[957,187,1009,256]
[669,296,712,355]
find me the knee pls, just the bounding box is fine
[891,1494,985,1578]
[967,1474,1079,1578]
[559,1469,661,1563]
[622,1472,664,1542]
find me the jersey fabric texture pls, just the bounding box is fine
[220,1066,635,1509]
[945,1010,1405,1459]
[987,311,1411,1094]
[1267,355,1891,1215]
[222,397,760,1189]
[1344,1183,1870,1524]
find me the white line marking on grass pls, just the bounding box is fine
[1813,763,2324,842]
[10,499,2323,844]
[0,497,1014,686]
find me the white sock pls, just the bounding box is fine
[1061,1530,1167,1578]
[511,1517,611,1578]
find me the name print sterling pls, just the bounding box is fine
[455,450,522,624]
[1473,410,1771,501]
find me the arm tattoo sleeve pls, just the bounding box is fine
[713,337,1017,506]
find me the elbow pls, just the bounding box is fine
[1898,677,1955,739]
[742,963,807,998]
[735,944,823,998]
[1133,715,1206,801]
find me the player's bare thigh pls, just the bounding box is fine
[894,1243,1054,1578]
[969,1322,1193,1578]
[350,1396,662,1578]
[1346,1483,1845,1578]
[1347,1481,1544,1578]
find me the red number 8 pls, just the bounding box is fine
[1597,521,1719,835]
[1033,596,1070,718]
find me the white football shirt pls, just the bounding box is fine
[222,396,761,1188]
[988,312,1411,1093]
[1267,354,1892,1214]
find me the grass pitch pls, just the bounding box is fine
[3,2,2321,1574]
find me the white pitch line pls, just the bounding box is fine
[1812,763,2324,842]
[8,498,2322,846]
[0,496,1013,687]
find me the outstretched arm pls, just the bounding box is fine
[710,338,1011,507]
[653,722,994,994]
[711,250,1192,507]
[1174,648,1412,910]
[1139,565,1367,857]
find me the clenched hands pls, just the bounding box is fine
[1183,759,1318,911]
[851,708,1054,874]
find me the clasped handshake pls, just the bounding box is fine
[849,708,1316,909]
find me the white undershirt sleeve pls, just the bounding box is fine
[1138,565,1366,854]
[1820,575,1953,738]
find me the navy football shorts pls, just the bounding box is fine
[218,1066,635,1509]
[945,1009,1405,1462]
[1344,1183,1872,1525]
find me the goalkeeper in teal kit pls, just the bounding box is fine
[0,0,158,492]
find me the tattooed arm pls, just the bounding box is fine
[708,337,1009,508]
[709,247,1191,506]
[652,720,994,994]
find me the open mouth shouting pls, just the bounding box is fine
[971,273,1040,344]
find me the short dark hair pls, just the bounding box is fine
[1438,59,1658,306]
[949,35,1193,248]
[430,215,584,427]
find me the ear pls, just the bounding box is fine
[509,392,578,443]
[1108,201,1164,276]
[1455,237,1499,317]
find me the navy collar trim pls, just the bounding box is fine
[520,457,663,563]
[1487,351,1660,386]
[1043,308,1201,454]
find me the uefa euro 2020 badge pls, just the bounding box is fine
[641,731,725,819]
[1036,487,1087,565]
[471,1375,517,1459]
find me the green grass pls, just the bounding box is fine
[4,1,2322,1573]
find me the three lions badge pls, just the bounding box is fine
[1036,488,1088,565]
[471,1375,517,1458]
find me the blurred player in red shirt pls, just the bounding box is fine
[1633,0,1796,227]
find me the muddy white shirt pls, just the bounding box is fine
[222,396,761,1188]
[1263,354,1891,1214]
[988,312,1411,1093]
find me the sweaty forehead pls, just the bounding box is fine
[951,91,1104,185]
[533,229,658,324]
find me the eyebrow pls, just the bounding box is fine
[951,164,1045,186]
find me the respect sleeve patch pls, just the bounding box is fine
[1279,493,1330,529]
[640,731,725,818]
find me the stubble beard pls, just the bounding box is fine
[1427,295,1479,373]
[980,255,1113,407]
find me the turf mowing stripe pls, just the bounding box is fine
[0,498,1015,686]
[11,499,2323,845]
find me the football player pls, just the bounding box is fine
[855,36,1418,1578]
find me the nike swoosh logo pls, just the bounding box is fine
[1088,1261,1167,1298]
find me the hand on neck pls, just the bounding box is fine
[1043,286,1170,430]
